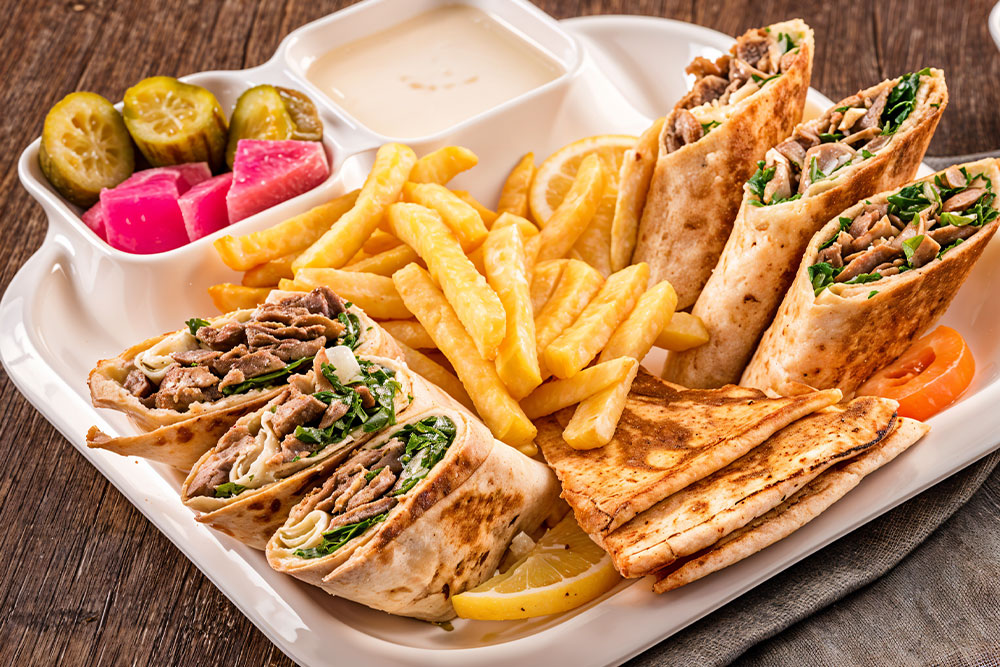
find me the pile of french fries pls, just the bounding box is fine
[210,143,709,453]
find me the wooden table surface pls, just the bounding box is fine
[2,1,998,664]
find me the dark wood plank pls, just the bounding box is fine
[0,1,997,664]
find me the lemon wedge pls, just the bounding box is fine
[451,514,621,620]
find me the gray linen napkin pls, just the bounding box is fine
[630,450,1000,666]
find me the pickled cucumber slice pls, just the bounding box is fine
[277,87,323,141]
[123,76,228,171]
[225,85,323,167]
[39,92,134,207]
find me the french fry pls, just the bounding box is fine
[277,278,306,291]
[599,280,678,362]
[529,259,568,313]
[563,360,640,450]
[655,311,710,351]
[294,268,411,320]
[535,260,605,375]
[379,319,436,349]
[543,262,649,379]
[526,154,606,264]
[410,146,478,185]
[207,283,271,312]
[293,143,416,271]
[497,152,535,217]
[214,189,359,271]
[362,229,402,255]
[387,202,506,360]
[521,357,637,420]
[403,182,487,251]
[343,244,420,276]
[242,253,296,287]
[468,213,539,276]
[393,263,536,450]
[451,189,499,227]
[397,342,475,412]
[484,225,541,400]
[611,117,664,272]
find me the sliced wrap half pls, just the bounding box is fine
[742,158,1000,396]
[180,348,452,549]
[535,370,841,539]
[266,406,560,621]
[87,287,402,470]
[632,20,814,308]
[603,396,898,578]
[665,69,947,388]
[653,416,928,593]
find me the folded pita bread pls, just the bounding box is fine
[266,407,560,621]
[743,158,1000,396]
[535,370,841,538]
[87,288,402,470]
[665,69,947,388]
[603,396,898,578]
[653,417,928,593]
[633,19,814,309]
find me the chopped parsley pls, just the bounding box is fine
[388,415,457,496]
[808,262,841,295]
[185,318,210,336]
[861,149,875,159]
[776,32,795,54]
[819,132,844,143]
[751,73,782,87]
[901,235,925,264]
[293,512,389,559]
[868,290,879,299]
[747,160,775,203]
[843,272,883,286]
[938,238,965,258]
[940,212,975,227]
[220,355,314,396]
[214,481,247,498]
[701,120,721,134]
[881,67,931,135]
[808,156,825,185]
[291,360,402,455]
[819,217,852,249]
[337,311,363,350]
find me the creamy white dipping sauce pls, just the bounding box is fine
[306,5,564,138]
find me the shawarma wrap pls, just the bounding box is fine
[653,416,928,593]
[632,19,814,309]
[742,158,1000,396]
[665,69,947,388]
[86,287,403,470]
[603,396,898,578]
[266,407,560,621]
[180,348,453,549]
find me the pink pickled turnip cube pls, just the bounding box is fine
[227,140,329,223]
[179,172,233,241]
[118,163,212,194]
[82,163,211,243]
[101,174,188,254]
[81,201,106,240]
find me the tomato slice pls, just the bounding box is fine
[856,326,975,421]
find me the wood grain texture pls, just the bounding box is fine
[0,1,997,664]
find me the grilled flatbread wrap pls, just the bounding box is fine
[603,396,898,578]
[536,370,841,538]
[180,349,451,549]
[742,158,1000,396]
[632,19,814,308]
[266,407,560,621]
[87,287,403,470]
[653,417,928,593]
[665,69,947,388]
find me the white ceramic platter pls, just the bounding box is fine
[3,3,996,665]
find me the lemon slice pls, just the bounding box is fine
[451,514,621,620]
[123,76,228,171]
[529,134,636,226]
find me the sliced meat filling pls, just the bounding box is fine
[126,287,351,409]
[663,28,797,154]
[748,69,932,205]
[808,169,998,294]
[286,415,458,559]
[185,425,256,498]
